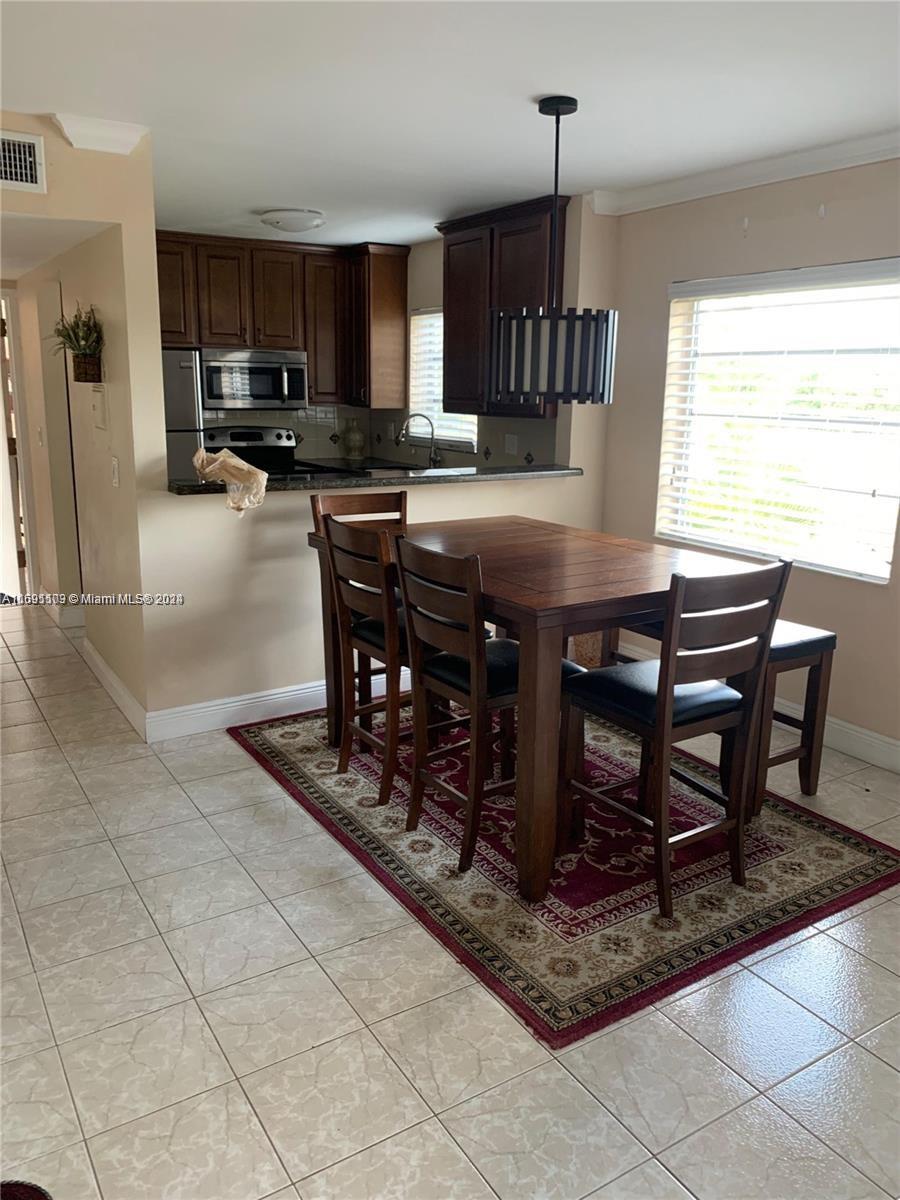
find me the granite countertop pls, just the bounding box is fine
[167,458,582,494]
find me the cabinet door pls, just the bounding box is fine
[367,250,408,409]
[442,227,491,414]
[157,240,197,346]
[304,255,345,405]
[197,243,250,347]
[252,248,303,349]
[490,212,551,309]
[346,254,369,407]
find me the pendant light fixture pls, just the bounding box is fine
[487,96,618,409]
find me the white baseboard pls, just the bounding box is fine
[44,602,84,629]
[82,640,147,739]
[619,641,900,774]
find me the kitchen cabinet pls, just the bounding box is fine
[304,254,346,405]
[252,248,304,349]
[196,242,251,347]
[156,239,197,346]
[437,195,568,416]
[346,244,409,409]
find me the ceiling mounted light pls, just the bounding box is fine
[487,96,618,408]
[259,208,326,234]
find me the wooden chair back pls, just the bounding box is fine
[396,538,488,692]
[657,561,792,729]
[323,515,401,656]
[310,491,407,534]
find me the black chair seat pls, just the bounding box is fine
[627,618,836,666]
[424,637,585,699]
[353,614,493,655]
[564,659,742,726]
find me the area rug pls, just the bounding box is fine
[229,711,900,1049]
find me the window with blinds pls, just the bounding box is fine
[409,309,478,450]
[656,260,900,583]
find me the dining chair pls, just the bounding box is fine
[323,514,409,805]
[600,617,836,817]
[311,492,407,752]
[397,538,584,873]
[559,561,791,917]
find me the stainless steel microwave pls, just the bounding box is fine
[200,348,308,410]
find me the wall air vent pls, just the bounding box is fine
[1,131,46,193]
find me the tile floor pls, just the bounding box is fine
[1,604,898,1200]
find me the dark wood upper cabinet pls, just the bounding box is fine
[437,195,568,416]
[304,254,346,405]
[347,245,409,409]
[442,228,491,415]
[156,239,197,346]
[252,248,303,349]
[196,243,251,347]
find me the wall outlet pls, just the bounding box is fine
[504,433,518,455]
[111,456,119,488]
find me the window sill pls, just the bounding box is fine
[653,530,892,587]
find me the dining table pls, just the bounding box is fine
[308,515,758,903]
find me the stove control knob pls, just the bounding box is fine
[275,432,282,440]
[207,433,216,442]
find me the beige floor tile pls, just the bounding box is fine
[863,815,900,850]
[163,903,308,994]
[1,972,54,1062]
[372,985,548,1111]
[17,656,93,681]
[818,747,872,779]
[157,739,254,783]
[586,1160,693,1199]
[21,884,156,969]
[660,1096,885,1199]
[1,1047,82,1166]
[0,660,23,681]
[319,923,471,1022]
[1,804,106,864]
[74,755,175,801]
[61,733,154,770]
[825,902,900,974]
[36,687,115,720]
[9,639,78,662]
[740,926,818,965]
[653,961,743,1008]
[0,699,44,727]
[2,627,71,649]
[770,1042,899,1196]
[750,933,900,1037]
[0,771,87,821]
[113,817,230,880]
[297,1118,495,1200]
[239,831,362,900]
[48,707,134,745]
[858,1014,900,1070]
[562,1008,755,1151]
[199,959,361,1075]
[664,968,846,1088]
[92,784,200,838]
[209,796,319,854]
[2,891,32,979]
[441,1060,647,1200]
[183,765,286,815]
[276,872,411,955]
[813,893,891,932]
[88,1081,289,1200]
[1,1141,100,1200]
[7,841,129,911]
[39,936,190,1042]
[150,730,234,755]
[244,1027,430,1180]
[1,678,32,704]
[61,999,233,1136]
[0,744,68,781]
[25,665,99,696]
[843,765,900,803]
[790,776,900,830]
[1,721,57,755]
[137,856,265,931]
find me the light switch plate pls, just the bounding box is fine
[91,384,108,430]
[111,456,119,488]
[504,433,518,455]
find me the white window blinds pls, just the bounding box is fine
[409,310,478,449]
[656,260,900,582]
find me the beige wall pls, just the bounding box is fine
[600,159,900,738]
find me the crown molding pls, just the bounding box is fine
[52,113,149,155]
[591,130,900,216]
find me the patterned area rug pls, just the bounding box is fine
[229,711,900,1048]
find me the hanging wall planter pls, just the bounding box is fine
[52,303,104,383]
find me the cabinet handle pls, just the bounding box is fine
[360,387,367,405]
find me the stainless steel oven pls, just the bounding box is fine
[200,348,308,411]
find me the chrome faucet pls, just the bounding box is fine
[395,414,441,468]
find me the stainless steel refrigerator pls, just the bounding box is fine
[163,350,203,479]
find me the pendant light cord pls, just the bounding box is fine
[549,110,561,312]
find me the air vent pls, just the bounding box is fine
[1,131,46,193]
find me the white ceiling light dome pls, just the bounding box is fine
[259,208,326,233]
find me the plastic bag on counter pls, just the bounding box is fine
[192,447,268,516]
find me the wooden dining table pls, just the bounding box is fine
[308,515,757,902]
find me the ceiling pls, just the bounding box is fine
[2,2,898,246]
[1,214,111,279]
